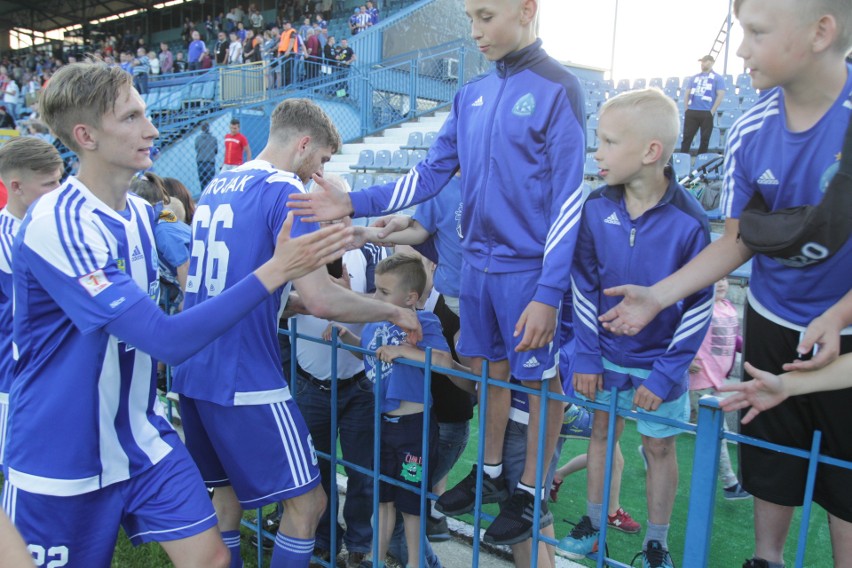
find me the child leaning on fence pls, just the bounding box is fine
[326,253,453,568]
[559,89,713,568]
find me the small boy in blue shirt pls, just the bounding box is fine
[329,253,453,568]
[559,89,713,568]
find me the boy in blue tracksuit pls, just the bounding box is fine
[558,89,713,568]
[289,0,585,546]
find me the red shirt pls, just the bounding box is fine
[0,180,7,209]
[224,132,249,165]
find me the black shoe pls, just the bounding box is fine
[426,515,450,542]
[630,540,675,568]
[482,488,553,546]
[435,465,508,516]
[743,559,770,568]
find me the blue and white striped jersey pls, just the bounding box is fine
[0,208,21,397]
[172,160,319,406]
[5,178,177,497]
[722,66,852,330]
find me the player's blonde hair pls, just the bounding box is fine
[270,98,341,153]
[0,136,63,181]
[40,62,134,153]
[734,0,852,53]
[376,253,427,299]
[599,88,680,163]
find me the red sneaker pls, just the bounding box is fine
[549,478,563,502]
[607,507,641,534]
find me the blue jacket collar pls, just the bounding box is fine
[495,39,547,78]
[601,166,680,211]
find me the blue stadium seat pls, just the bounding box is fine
[586,127,598,150]
[410,149,428,164]
[389,149,409,172]
[401,131,423,149]
[339,173,354,190]
[709,129,723,152]
[584,99,597,116]
[740,95,758,110]
[587,115,599,130]
[375,173,400,186]
[422,131,438,148]
[200,81,216,100]
[615,79,630,93]
[601,79,614,91]
[671,152,691,181]
[681,75,692,89]
[632,78,646,90]
[353,173,374,191]
[350,149,374,171]
[717,111,738,131]
[649,77,663,89]
[664,86,679,99]
[735,73,751,90]
[664,76,681,91]
[583,152,599,178]
[723,74,735,91]
[370,150,392,171]
[717,97,738,112]
[694,152,724,180]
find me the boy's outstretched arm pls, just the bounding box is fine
[784,288,852,372]
[719,355,852,424]
[600,218,752,336]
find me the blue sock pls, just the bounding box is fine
[221,530,242,568]
[271,532,314,568]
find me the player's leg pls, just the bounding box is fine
[480,357,512,469]
[401,512,424,568]
[827,514,852,568]
[752,500,794,564]
[588,409,625,526]
[518,375,565,491]
[161,528,231,568]
[377,502,396,564]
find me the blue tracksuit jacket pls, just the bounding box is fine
[350,39,586,308]
[571,174,714,400]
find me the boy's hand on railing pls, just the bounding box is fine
[574,372,602,401]
[718,362,789,424]
[633,385,662,411]
[322,323,347,342]
[376,345,404,363]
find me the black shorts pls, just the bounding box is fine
[379,413,438,515]
[740,303,852,520]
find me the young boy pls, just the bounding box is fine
[558,89,713,568]
[598,2,852,565]
[327,253,453,568]
[288,0,585,544]
[0,137,63,468]
[1,63,353,568]
[171,99,421,568]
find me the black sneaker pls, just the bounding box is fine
[435,465,508,516]
[482,488,553,546]
[426,515,450,542]
[631,540,675,568]
[743,559,770,568]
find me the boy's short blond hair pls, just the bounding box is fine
[270,98,341,153]
[734,0,852,53]
[0,136,63,180]
[376,253,427,299]
[40,62,134,154]
[599,88,680,163]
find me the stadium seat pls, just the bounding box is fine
[350,149,375,171]
[389,149,410,172]
[586,127,598,150]
[587,115,599,130]
[709,129,723,153]
[649,77,663,89]
[401,131,423,149]
[723,74,735,92]
[632,78,646,90]
[200,81,216,100]
[601,79,614,91]
[615,79,630,93]
[717,111,738,131]
[375,173,400,185]
[717,97,738,112]
[370,150,392,171]
[339,173,354,189]
[694,152,724,180]
[583,152,599,178]
[422,131,438,148]
[681,76,692,89]
[671,152,691,181]
[735,73,751,90]
[664,86,679,99]
[585,99,598,116]
[410,149,428,164]
[664,76,681,91]
[353,173,374,191]
[740,95,758,110]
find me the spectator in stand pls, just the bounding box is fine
[215,31,230,65]
[336,38,355,66]
[355,5,372,34]
[680,56,725,156]
[181,17,195,46]
[316,13,328,31]
[187,30,208,71]
[223,118,251,171]
[299,17,313,40]
[195,122,218,193]
[367,1,379,25]
[173,51,187,73]
[147,51,160,76]
[132,47,150,94]
[2,76,19,121]
[249,7,264,35]
[228,31,244,64]
[305,28,322,80]
[243,30,261,63]
[225,8,238,33]
[236,21,248,42]
[233,4,246,26]
[278,21,305,85]
[348,8,360,35]
[159,42,174,74]
[204,15,217,41]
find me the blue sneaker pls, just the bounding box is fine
[632,540,675,568]
[557,515,600,560]
[560,404,592,439]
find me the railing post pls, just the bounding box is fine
[471,360,490,567]
[795,430,822,568]
[409,58,417,118]
[682,395,725,567]
[329,325,340,568]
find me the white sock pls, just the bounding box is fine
[482,462,503,478]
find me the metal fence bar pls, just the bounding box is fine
[795,430,823,568]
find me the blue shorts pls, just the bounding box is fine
[379,413,437,516]
[580,367,689,439]
[2,444,216,567]
[180,396,321,508]
[457,265,559,381]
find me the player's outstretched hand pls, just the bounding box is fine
[372,214,412,240]
[599,285,662,336]
[286,173,355,222]
[718,362,788,424]
[391,307,422,344]
[255,212,352,293]
[573,372,602,402]
[633,385,662,411]
[514,301,556,351]
[782,310,843,372]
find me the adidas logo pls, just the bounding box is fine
[131,245,144,262]
[757,169,779,185]
[604,212,620,225]
[471,96,484,107]
[523,356,540,369]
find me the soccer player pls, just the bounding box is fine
[288,0,586,546]
[1,62,353,568]
[171,98,421,568]
[0,137,63,469]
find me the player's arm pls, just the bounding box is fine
[637,231,715,411]
[244,140,252,161]
[0,509,33,567]
[102,216,351,365]
[351,217,430,249]
[287,96,463,222]
[571,209,605,401]
[517,90,586,351]
[376,343,454,371]
[720,355,852,423]
[784,287,852,372]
